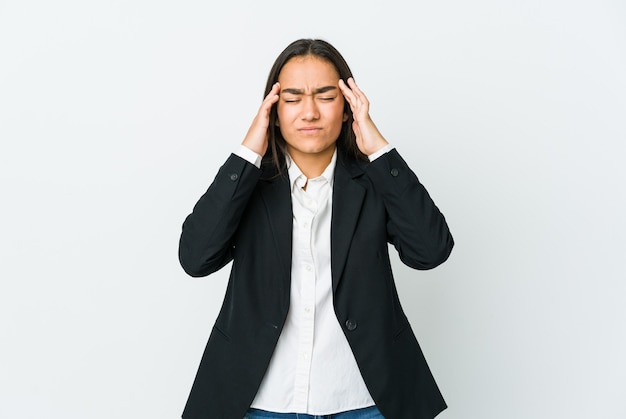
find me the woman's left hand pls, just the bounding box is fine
[339,77,389,156]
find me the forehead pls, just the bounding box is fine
[278,56,340,88]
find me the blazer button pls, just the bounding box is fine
[229,173,239,181]
[390,168,399,177]
[345,319,357,331]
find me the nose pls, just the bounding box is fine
[300,96,319,120]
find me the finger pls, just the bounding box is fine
[347,78,369,106]
[271,81,281,96]
[266,82,281,103]
[260,82,280,114]
[344,78,370,114]
[339,79,358,111]
[338,79,353,102]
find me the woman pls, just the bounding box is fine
[179,38,454,419]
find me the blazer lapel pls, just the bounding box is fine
[331,154,366,293]
[259,174,293,288]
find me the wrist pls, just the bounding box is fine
[368,143,394,162]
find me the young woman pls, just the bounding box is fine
[179,38,454,419]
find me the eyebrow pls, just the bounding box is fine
[281,86,338,95]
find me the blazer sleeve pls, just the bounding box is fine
[178,153,262,277]
[364,149,454,270]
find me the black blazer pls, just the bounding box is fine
[178,149,454,419]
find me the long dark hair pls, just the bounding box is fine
[262,39,367,175]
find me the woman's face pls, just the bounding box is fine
[276,55,348,163]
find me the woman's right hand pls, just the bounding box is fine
[241,82,280,156]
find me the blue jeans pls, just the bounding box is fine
[244,406,384,419]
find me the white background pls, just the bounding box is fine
[1,0,625,418]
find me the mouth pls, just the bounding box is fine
[298,127,322,135]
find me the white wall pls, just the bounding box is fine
[1,1,624,418]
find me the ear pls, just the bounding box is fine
[275,118,280,127]
[342,113,348,122]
